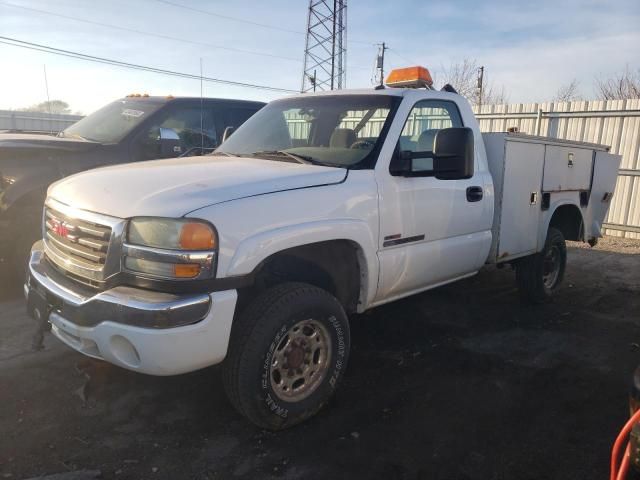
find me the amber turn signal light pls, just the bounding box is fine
[179,222,216,250]
[174,264,201,278]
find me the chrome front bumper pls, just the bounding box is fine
[25,241,238,375]
[26,241,211,329]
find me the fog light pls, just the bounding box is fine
[110,335,140,367]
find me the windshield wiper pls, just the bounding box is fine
[211,150,244,157]
[250,150,325,166]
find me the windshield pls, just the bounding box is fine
[215,94,401,168]
[61,99,164,143]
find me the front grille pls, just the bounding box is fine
[43,205,113,282]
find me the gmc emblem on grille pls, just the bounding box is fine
[50,219,73,240]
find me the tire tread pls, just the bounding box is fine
[516,227,566,304]
[222,282,347,430]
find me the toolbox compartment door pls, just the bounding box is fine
[542,145,593,192]
[497,141,545,259]
[585,151,623,239]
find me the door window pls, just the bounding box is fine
[138,106,217,160]
[395,100,463,172]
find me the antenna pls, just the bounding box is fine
[199,57,204,154]
[43,64,53,134]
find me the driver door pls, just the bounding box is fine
[375,99,491,302]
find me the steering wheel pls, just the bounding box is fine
[350,140,374,150]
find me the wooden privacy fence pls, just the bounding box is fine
[475,99,640,238]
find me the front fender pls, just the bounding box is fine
[0,166,58,213]
[225,219,379,308]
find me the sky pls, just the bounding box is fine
[0,0,638,114]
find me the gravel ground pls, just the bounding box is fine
[1,236,639,480]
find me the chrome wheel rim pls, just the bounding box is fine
[269,319,332,402]
[542,245,561,289]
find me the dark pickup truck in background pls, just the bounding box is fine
[0,95,265,278]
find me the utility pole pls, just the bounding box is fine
[375,42,388,88]
[43,65,51,116]
[477,66,485,111]
[199,58,204,153]
[43,64,53,135]
[301,0,347,93]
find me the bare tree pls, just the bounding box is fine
[554,79,581,102]
[438,58,508,107]
[19,100,71,114]
[595,67,640,100]
[483,84,509,106]
[439,58,478,100]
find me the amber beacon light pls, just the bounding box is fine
[385,66,434,89]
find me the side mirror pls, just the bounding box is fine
[158,127,181,158]
[432,127,474,180]
[222,126,235,143]
[393,127,474,179]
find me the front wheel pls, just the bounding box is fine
[516,227,567,304]
[222,282,350,430]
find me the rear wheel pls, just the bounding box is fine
[222,282,350,430]
[516,227,567,304]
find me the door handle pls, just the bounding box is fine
[466,186,483,202]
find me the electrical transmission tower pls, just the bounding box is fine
[301,0,347,93]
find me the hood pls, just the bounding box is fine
[49,156,347,218]
[0,133,103,211]
[0,133,99,153]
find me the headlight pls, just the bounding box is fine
[128,217,216,250]
[124,218,217,280]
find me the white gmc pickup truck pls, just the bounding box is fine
[25,68,621,430]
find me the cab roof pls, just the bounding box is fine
[294,88,406,98]
[274,87,463,104]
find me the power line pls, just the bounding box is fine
[0,0,375,72]
[387,48,419,66]
[0,0,416,78]
[0,0,388,73]
[152,0,376,45]
[152,0,305,35]
[0,0,301,63]
[0,36,297,93]
[150,0,374,70]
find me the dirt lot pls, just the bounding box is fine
[1,237,639,480]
